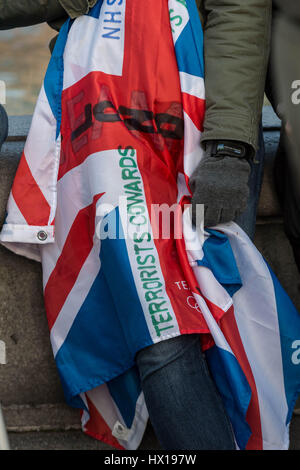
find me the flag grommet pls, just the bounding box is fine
[37,230,48,242]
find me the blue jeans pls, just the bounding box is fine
[136,334,235,450]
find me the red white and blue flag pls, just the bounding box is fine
[0,0,299,450]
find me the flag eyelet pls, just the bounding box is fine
[37,231,48,242]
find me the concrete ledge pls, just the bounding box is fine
[3,404,80,433]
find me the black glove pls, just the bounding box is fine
[0,105,8,152]
[189,141,251,227]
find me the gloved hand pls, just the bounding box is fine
[189,141,251,227]
[0,104,8,152]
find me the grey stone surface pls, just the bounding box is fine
[254,223,300,311]
[7,115,32,141]
[8,423,162,450]
[8,430,114,451]
[0,242,65,405]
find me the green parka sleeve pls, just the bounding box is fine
[0,0,97,29]
[199,0,272,156]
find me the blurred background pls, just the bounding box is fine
[0,25,54,115]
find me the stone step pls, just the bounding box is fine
[3,403,299,449]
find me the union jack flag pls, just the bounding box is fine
[0,0,299,450]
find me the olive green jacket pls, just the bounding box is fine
[196,0,271,155]
[0,0,272,155]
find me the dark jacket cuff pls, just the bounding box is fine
[201,112,261,158]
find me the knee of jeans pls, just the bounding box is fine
[135,334,200,383]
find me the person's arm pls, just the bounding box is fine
[202,0,272,156]
[0,0,97,29]
[190,0,272,229]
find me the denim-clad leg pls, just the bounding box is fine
[136,335,235,450]
[235,124,265,239]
